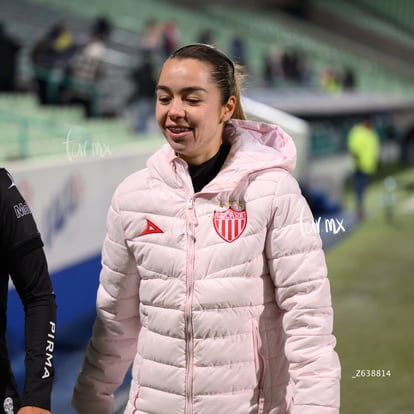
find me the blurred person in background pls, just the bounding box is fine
[230,35,247,67]
[342,67,356,91]
[263,48,279,87]
[320,67,341,93]
[61,16,112,118]
[0,169,56,414]
[401,120,414,166]
[0,22,21,93]
[72,43,340,414]
[348,117,381,220]
[281,49,304,85]
[196,28,215,45]
[160,20,181,62]
[128,51,157,134]
[30,22,75,105]
[142,19,162,59]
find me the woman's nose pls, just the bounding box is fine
[168,99,185,119]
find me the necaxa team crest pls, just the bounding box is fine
[213,207,247,243]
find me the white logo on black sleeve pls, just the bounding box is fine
[6,172,16,189]
[13,202,32,218]
[3,397,14,414]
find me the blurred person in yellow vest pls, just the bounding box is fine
[348,117,380,220]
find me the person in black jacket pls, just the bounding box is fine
[0,22,21,92]
[0,168,56,414]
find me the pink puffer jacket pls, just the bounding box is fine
[72,119,340,414]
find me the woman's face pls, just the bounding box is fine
[156,58,235,165]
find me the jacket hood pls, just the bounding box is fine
[146,119,297,191]
[225,119,297,173]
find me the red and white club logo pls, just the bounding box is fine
[213,207,247,243]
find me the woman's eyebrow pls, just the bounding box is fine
[156,85,208,94]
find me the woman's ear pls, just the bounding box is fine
[221,96,236,123]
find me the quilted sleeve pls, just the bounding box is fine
[72,186,141,414]
[266,171,341,414]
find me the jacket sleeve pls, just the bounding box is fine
[0,168,56,410]
[9,249,56,410]
[72,186,141,414]
[266,171,341,414]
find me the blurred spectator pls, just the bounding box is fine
[142,19,162,58]
[197,28,215,45]
[347,117,381,220]
[400,121,414,166]
[30,22,75,104]
[160,21,181,61]
[62,16,112,117]
[281,50,298,83]
[342,67,356,91]
[230,35,247,67]
[320,68,341,93]
[299,54,313,86]
[262,48,282,87]
[0,22,21,92]
[128,51,157,134]
[263,51,275,87]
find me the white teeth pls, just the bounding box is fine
[169,127,189,133]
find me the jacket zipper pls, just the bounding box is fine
[184,197,197,414]
[252,319,265,414]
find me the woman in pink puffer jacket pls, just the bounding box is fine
[72,44,340,414]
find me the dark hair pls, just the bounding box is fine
[91,16,112,39]
[169,43,246,120]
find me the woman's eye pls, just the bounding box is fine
[157,96,171,104]
[186,98,200,104]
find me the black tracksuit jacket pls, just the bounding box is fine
[0,168,56,413]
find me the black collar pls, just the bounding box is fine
[188,143,231,192]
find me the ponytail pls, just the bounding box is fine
[231,63,246,120]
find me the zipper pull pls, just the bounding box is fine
[187,197,198,234]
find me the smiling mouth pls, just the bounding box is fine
[167,126,192,134]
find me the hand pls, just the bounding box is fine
[17,408,51,414]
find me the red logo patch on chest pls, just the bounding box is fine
[138,219,164,236]
[213,207,247,243]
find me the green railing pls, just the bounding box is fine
[0,107,93,161]
[0,94,160,162]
